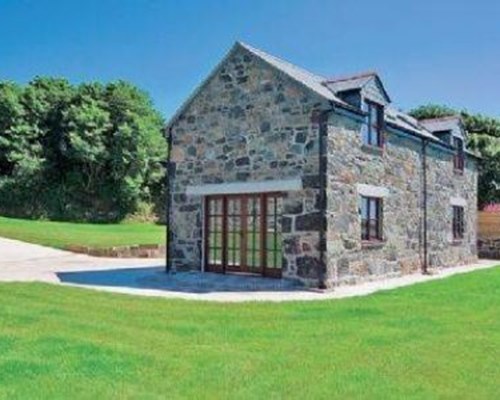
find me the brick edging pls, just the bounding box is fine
[66,244,166,258]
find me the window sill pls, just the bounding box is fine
[361,144,384,156]
[451,239,464,246]
[453,168,464,176]
[361,240,385,249]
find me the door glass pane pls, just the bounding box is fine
[247,251,259,267]
[228,198,241,215]
[267,251,276,269]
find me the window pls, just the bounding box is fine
[452,206,465,240]
[360,196,383,241]
[453,137,465,171]
[363,101,384,147]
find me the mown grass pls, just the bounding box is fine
[0,267,498,399]
[0,216,165,249]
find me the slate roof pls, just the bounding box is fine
[385,108,442,142]
[419,115,465,135]
[238,43,443,144]
[238,42,352,109]
[167,42,453,147]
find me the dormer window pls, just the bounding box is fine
[453,137,465,172]
[363,101,384,147]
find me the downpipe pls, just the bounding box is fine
[165,127,173,273]
[421,138,430,275]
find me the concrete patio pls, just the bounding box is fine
[0,237,163,282]
[1,237,498,302]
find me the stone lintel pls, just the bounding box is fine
[356,183,389,198]
[186,178,302,196]
[450,196,467,207]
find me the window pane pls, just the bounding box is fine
[452,206,465,239]
[361,197,369,219]
[371,104,378,124]
[363,102,383,147]
[369,199,378,219]
[361,219,368,240]
[370,129,379,147]
[360,197,382,240]
[362,126,370,145]
[369,219,378,239]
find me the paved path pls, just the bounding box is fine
[0,237,498,302]
[0,237,163,283]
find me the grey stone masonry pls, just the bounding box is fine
[325,113,477,286]
[167,42,479,287]
[168,44,328,282]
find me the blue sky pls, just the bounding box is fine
[1,0,499,119]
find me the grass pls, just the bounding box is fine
[0,216,165,249]
[0,267,498,399]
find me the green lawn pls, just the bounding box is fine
[0,216,165,249]
[0,268,498,399]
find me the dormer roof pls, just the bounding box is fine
[323,71,391,103]
[419,115,467,138]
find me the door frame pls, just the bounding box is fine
[203,192,283,278]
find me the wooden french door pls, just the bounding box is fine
[205,193,283,278]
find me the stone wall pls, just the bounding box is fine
[325,112,478,286]
[425,145,477,267]
[168,45,327,282]
[67,244,165,258]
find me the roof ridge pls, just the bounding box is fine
[323,70,378,84]
[419,115,461,122]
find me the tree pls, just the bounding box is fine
[0,78,166,222]
[410,104,500,208]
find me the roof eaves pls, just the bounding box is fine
[466,149,482,160]
[419,115,461,123]
[386,120,451,148]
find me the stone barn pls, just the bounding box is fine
[165,42,478,288]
